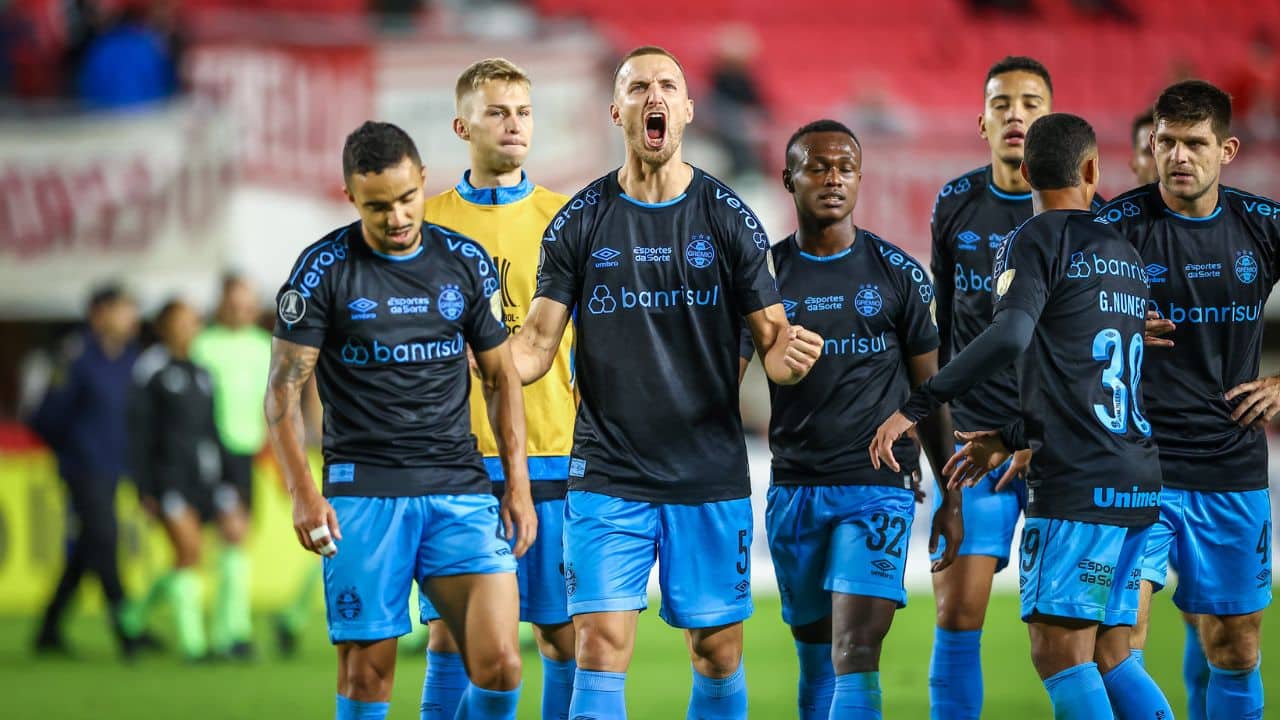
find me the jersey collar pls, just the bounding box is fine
[986,166,1032,203]
[454,170,534,206]
[1154,184,1225,227]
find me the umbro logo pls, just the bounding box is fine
[1145,264,1168,283]
[348,297,377,320]
[871,559,896,572]
[957,231,981,251]
[782,299,798,318]
[592,247,622,268]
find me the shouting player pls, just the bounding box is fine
[265,121,534,720]
[417,58,578,720]
[873,112,1173,719]
[511,46,821,719]
[1103,80,1279,720]
[757,119,964,719]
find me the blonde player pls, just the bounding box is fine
[417,58,578,720]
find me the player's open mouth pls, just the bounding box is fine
[645,112,667,149]
[1003,129,1025,146]
[387,226,414,243]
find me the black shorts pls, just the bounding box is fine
[221,451,254,510]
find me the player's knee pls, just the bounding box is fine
[340,656,395,701]
[533,623,575,663]
[1201,615,1261,670]
[468,644,522,690]
[934,585,989,630]
[426,621,461,654]
[689,641,742,678]
[575,622,630,671]
[832,630,883,675]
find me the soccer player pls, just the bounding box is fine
[125,299,227,661]
[416,58,578,720]
[759,119,964,720]
[510,46,822,719]
[189,274,272,659]
[872,112,1173,719]
[1129,109,1158,186]
[1102,80,1278,720]
[265,121,535,720]
[924,56,1052,719]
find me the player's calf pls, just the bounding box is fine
[1201,611,1265,720]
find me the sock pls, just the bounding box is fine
[795,642,835,720]
[421,650,468,720]
[1128,648,1145,666]
[1043,662,1114,720]
[336,694,389,720]
[120,571,174,637]
[929,628,983,719]
[831,672,882,719]
[1102,654,1174,720]
[541,656,576,720]
[456,684,520,720]
[568,669,627,720]
[281,565,322,632]
[170,568,207,659]
[1206,662,1263,720]
[212,546,251,651]
[687,661,747,720]
[1183,622,1209,720]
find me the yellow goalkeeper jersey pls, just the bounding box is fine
[425,171,575,484]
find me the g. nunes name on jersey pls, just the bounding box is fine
[273,222,506,498]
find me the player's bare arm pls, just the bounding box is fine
[265,337,340,556]
[746,303,822,386]
[1225,374,1280,428]
[475,339,537,557]
[511,296,571,385]
[905,350,963,571]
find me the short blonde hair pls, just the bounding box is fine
[455,58,532,114]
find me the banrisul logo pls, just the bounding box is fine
[1235,250,1259,284]
[854,285,883,317]
[686,234,716,269]
[438,284,465,321]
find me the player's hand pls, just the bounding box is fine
[1144,311,1175,348]
[1226,375,1280,428]
[501,482,537,558]
[291,485,341,557]
[783,325,823,380]
[943,430,1011,489]
[994,449,1033,492]
[930,489,963,572]
[869,411,914,472]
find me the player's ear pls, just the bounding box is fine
[782,168,794,193]
[1221,135,1240,166]
[342,183,355,204]
[452,117,469,141]
[609,102,621,127]
[1081,153,1099,186]
[977,113,988,140]
[685,96,695,124]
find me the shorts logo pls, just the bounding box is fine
[278,290,306,325]
[495,546,512,557]
[1067,252,1092,279]
[734,579,750,601]
[564,563,577,597]
[569,457,587,477]
[1145,263,1168,283]
[686,235,716,269]
[348,297,378,320]
[586,286,616,315]
[591,247,622,268]
[1235,250,1259,284]
[782,298,798,319]
[438,285,465,321]
[870,558,896,578]
[854,285,883,317]
[336,587,362,620]
[1258,569,1271,587]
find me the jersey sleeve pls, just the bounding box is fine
[461,244,509,353]
[534,189,594,310]
[717,196,781,316]
[894,250,941,357]
[929,195,955,363]
[991,221,1056,323]
[273,234,347,348]
[738,325,756,361]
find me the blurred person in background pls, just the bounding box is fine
[417,57,577,720]
[28,283,139,657]
[123,299,227,661]
[189,273,271,659]
[704,25,768,182]
[74,0,176,109]
[1129,108,1157,186]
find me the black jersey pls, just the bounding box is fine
[535,166,781,503]
[766,231,938,487]
[992,210,1160,526]
[128,347,223,501]
[273,222,509,498]
[1100,184,1280,492]
[932,166,1105,432]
